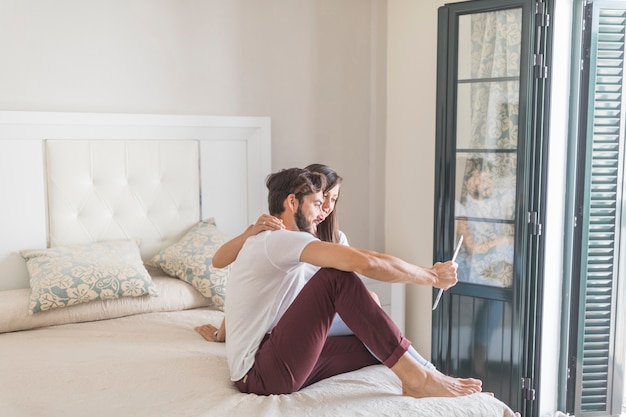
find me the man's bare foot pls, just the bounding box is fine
[195,324,222,342]
[392,353,482,398]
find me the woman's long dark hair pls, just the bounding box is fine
[305,164,343,243]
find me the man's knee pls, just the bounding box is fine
[309,268,369,297]
[312,267,361,284]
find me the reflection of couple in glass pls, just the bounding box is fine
[455,157,514,287]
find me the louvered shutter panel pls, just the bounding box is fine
[576,3,626,416]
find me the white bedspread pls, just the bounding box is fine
[0,307,516,417]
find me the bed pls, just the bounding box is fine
[0,111,516,417]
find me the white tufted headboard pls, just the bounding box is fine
[0,111,271,291]
[45,139,204,258]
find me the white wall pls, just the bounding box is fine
[386,0,440,361]
[0,0,386,253]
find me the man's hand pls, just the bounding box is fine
[432,261,458,290]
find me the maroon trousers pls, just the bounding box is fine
[234,268,411,395]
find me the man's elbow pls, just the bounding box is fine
[351,256,378,276]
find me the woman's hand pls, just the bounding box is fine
[213,215,284,269]
[195,323,225,342]
[248,214,284,236]
[195,318,226,343]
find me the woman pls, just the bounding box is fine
[195,164,435,370]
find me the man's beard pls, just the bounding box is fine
[295,206,316,236]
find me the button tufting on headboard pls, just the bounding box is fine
[45,140,201,261]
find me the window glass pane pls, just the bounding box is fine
[458,10,522,80]
[454,155,516,288]
[456,81,519,150]
[454,8,521,289]
[455,220,515,287]
[454,154,516,220]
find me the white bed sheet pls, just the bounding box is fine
[0,307,516,417]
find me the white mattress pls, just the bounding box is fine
[0,303,516,417]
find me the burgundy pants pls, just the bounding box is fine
[234,268,411,395]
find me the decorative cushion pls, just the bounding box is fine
[147,218,229,310]
[21,240,157,314]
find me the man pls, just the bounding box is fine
[225,167,483,398]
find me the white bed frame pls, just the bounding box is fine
[0,111,270,291]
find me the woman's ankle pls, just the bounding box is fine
[391,352,428,388]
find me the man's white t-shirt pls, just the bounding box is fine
[272,231,349,329]
[225,229,318,382]
[299,230,347,284]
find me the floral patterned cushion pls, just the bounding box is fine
[21,240,157,314]
[148,219,229,310]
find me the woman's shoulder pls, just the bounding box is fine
[338,230,349,246]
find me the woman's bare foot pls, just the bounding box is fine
[195,324,222,342]
[392,352,482,398]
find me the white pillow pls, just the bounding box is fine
[0,275,211,334]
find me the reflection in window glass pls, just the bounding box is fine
[455,155,516,221]
[454,156,515,288]
[453,8,521,288]
[455,220,515,287]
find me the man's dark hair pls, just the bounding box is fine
[266,168,326,216]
